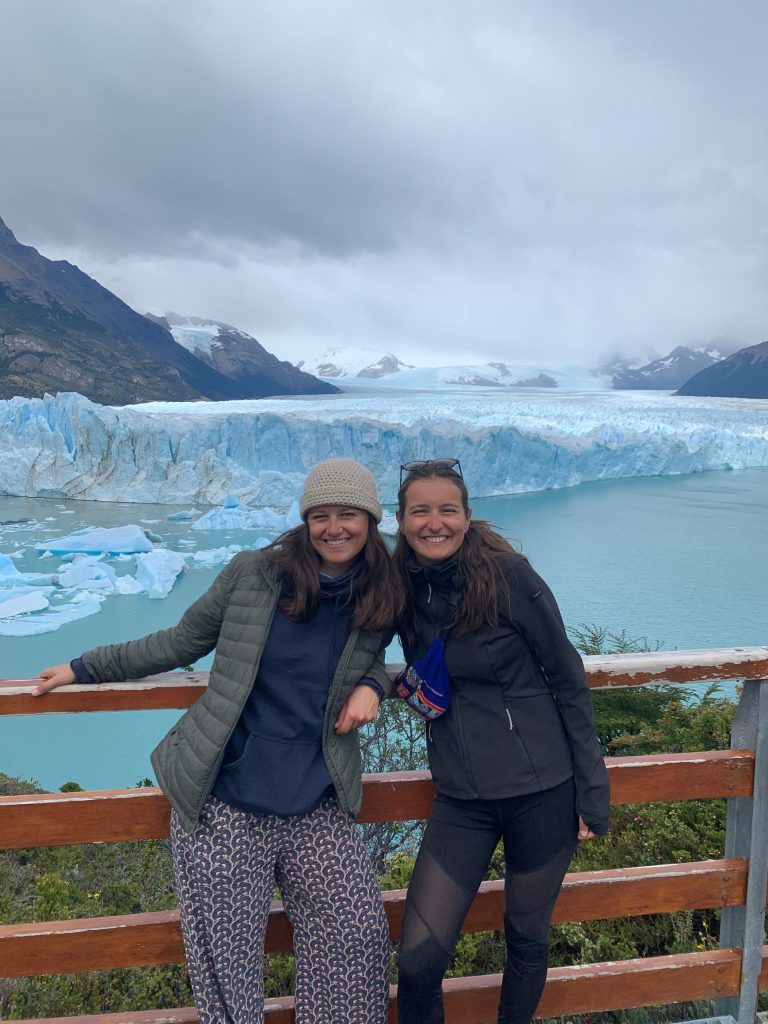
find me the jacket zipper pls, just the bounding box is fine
[505,707,514,730]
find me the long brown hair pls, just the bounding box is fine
[394,465,520,645]
[262,513,403,633]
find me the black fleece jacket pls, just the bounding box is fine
[404,551,610,835]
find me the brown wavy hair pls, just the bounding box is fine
[394,465,520,646]
[262,513,403,633]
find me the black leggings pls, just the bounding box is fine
[397,778,578,1024]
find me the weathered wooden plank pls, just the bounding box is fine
[436,949,743,1022]
[0,911,186,976]
[387,858,748,938]
[608,749,754,803]
[2,646,767,715]
[0,789,172,847]
[9,1013,202,1024]
[0,752,755,850]
[358,770,435,822]
[536,948,744,1016]
[0,860,749,977]
[554,858,748,923]
[0,903,289,976]
[583,646,768,690]
[0,673,208,716]
[9,1008,291,1024]
[9,1007,290,1024]
[9,947,768,1024]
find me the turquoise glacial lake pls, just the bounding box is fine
[1,467,766,791]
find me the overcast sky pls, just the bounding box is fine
[2,1,766,368]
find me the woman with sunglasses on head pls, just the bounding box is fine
[394,459,610,1024]
[33,459,402,1024]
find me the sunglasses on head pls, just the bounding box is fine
[399,458,463,486]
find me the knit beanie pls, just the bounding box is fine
[300,459,382,523]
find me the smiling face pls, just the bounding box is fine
[397,476,471,565]
[306,504,370,576]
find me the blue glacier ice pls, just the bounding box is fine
[167,508,201,521]
[134,549,186,599]
[34,525,156,555]
[0,590,104,637]
[0,587,52,618]
[0,553,58,587]
[1,389,767,507]
[57,556,117,591]
[191,540,271,567]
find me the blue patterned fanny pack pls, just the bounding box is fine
[395,635,451,719]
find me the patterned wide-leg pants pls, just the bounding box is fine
[170,796,390,1024]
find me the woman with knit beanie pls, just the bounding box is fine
[33,458,401,1024]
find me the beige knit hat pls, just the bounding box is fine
[300,459,382,523]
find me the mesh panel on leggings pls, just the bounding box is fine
[399,845,480,956]
[503,838,577,944]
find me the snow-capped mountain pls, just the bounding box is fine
[611,346,724,390]
[298,348,605,391]
[296,347,414,378]
[336,362,607,392]
[431,363,560,388]
[147,312,337,397]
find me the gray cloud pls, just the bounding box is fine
[2,0,767,365]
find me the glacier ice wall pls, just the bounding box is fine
[1,390,767,505]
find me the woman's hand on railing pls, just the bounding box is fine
[33,664,76,696]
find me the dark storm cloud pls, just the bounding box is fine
[3,1,467,258]
[1,0,767,363]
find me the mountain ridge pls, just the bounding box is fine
[610,345,723,390]
[676,340,768,398]
[0,217,336,404]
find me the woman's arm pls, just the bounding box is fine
[333,634,393,733]
[35,554,246,692]
[506,559,611,836]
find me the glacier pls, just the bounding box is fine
[1,389,768,506]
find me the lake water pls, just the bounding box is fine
[1,466,767,791]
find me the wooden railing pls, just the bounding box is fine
[1,646,767,1024]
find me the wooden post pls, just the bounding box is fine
[716,679,768,1024]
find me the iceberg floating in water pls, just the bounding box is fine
[135,549,187,599]
[191,496,261,531]
[0,590,103,636]
[191,498,302,532]
[114,574,144,595]
[191,539,271,567]
[0,587,52,618]
[57,556,117,590]
[1,390,768,506]
[0,553,58,587]
[34,525,156,555]
[167,508,201,521]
